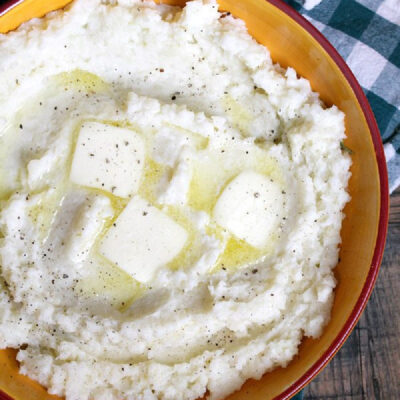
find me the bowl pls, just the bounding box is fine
[0,0,389,399]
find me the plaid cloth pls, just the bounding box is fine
[285,0,400,194]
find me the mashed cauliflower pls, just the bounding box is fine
[0,1,351,399]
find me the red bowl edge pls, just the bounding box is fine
[0,0,23,17]
[0,391,12,400]
[0,1,390,400]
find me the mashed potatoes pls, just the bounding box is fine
[0,1,351,399]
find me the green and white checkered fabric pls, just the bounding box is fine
[285,0,400,193]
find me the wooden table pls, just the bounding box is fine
[304,187,400,399]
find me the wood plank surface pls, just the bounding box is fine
[305,187,400,400]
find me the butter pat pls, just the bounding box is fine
[99,196,187,283]
[213,170,283,248]
[70,122,145,198]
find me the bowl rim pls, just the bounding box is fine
[0,0,23,16]
[0,0,389,400]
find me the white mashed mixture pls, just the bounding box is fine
[0,1,351,399]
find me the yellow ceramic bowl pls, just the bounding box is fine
[0,1,389,399]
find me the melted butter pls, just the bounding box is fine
[1,74,145,309]
[165,123,209,150]
[53,69,109,93]
[28,185,66,242]
[222,95,252,135]
[79,187,128,219]
[206,224,275,273]
[91,118,143,133]
[188,145,283,214]
[5,69,285,301]
[212,236,263,272]
[76,255,143,312]
[164,205,199,271]
[0,70,109,201]
[27,177,140,311]
[63,120,150,307]
[138,157,166,204]
[0,123,23,201]
[73,196,141,312]
[26,118,87,239]
[188,145,284,273]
